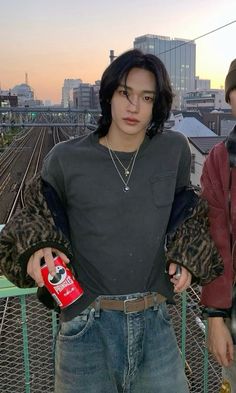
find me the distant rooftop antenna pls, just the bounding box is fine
[25,72,28,85]
[109,50,116,63]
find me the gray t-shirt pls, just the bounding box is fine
[41,130,191,320]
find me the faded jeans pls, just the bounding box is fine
[54,293,189,393]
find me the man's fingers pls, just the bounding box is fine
[207,319,234,368]
[172,269,192,293]
[27,248,69,288]
[30,250,44,287]
[214,351,230,368]
[27,248,54,287]
[168,262,177,276]
[43,248,56,276]
[27,254,34,277]
[53,249,70,264]
[227,342,234,364]
[208,339,234,367]
[27,249,43,278]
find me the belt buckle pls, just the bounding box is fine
[124,297,138,314]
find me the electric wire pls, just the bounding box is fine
[157,20,236,55]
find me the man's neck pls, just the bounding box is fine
[100,131,146,152]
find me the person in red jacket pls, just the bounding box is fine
[201,58,236,392]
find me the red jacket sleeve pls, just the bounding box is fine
[200,142,234,309]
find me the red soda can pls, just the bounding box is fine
[41,256,83,308]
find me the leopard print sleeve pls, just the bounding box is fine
[165,198,224,285]
[0,175,73,288]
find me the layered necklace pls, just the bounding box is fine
[106,136,140,192]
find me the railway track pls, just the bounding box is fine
[0,126,69,224]
[6,128,46,221]
[0,125,71,357]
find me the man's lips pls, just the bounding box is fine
[123,117,140,123]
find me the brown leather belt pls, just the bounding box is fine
[91,293,166,314]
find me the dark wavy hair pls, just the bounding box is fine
[96,49,173,138]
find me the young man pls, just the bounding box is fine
[201,59,236,392]
[0,50,192,392]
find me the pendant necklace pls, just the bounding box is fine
[106,136,140,192]
[110,149,136,177]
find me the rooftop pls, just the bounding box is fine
[172,117,216,137]
[189,136,225,154]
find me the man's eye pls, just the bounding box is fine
[119,90,129,97]
[143,96,154,102]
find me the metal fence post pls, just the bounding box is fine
[52,310,58,339]
[203,320,209,393]
[181,290,187,367]
[20,295,31,393]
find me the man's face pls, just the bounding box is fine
[229,89,236,117]
[110,67,156,139]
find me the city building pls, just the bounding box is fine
[44,100,52,107]
[188,136,225,187]
[0,93,18,107]
[202,110,235,136]
[73,81,101,110]
[73,83,91,110]
[11,83,34,106]
[172,115,216,137]
[183,89,230,111]
[25,99,44,107]
[61,79,82,108]
[91,80,101,110]
[134,34,196,108]
[195,76,211,90]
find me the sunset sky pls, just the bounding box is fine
[1,0,236,103]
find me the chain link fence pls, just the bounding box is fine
[0,293,57,393]
[169,284,221,392]
[0,283,221,393]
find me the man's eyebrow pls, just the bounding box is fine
[119,84,155,94]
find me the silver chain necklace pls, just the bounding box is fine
[110,149,136,177]
[106,137,140,192]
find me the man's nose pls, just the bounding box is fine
[127,96,139,112]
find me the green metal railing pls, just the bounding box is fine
[0,275,221,393]
[0,276,58,393]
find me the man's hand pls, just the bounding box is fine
[168,262,192,293]
[27,248,69,287]
[207,317,234,367]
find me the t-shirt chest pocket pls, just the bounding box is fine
[150,172,176,207]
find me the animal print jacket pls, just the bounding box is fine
[0,175,223,309]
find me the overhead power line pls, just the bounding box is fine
[158,20,236,55]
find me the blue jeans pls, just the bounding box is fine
[54,293,189,393]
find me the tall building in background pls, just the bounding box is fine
[73,83,91,109]
[134,34,196,109]
[91,80,101,110]
[73,80,101,110]
[61,79,82,107]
